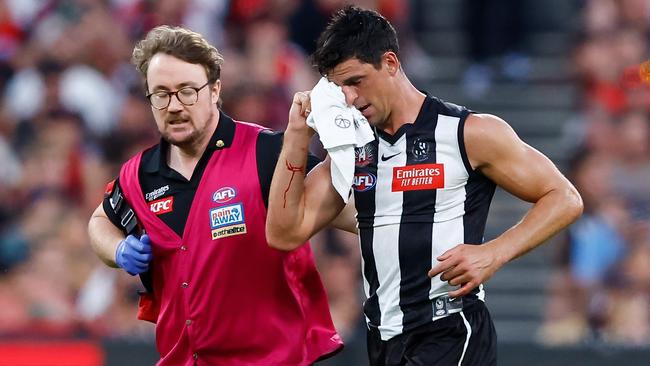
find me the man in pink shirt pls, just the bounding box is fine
[88,25,353,365]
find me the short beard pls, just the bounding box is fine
[162,128,201,149]
[161,109,214,151]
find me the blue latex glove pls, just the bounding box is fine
[115,234,152,275]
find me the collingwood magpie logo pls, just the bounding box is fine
[412,138,430,162]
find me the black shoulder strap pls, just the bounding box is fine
[106,180,153,293]
[107,182,139,236]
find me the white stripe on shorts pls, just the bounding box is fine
[458,311,472,366]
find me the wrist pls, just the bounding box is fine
[285,124,314,139]
[114,238,125,268]
[485,239,509,267]
[283,128,313,151]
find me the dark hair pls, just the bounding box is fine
[312,6,399,75]
[132,25,224,91]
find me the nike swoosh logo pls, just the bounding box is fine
[381,152,401,161]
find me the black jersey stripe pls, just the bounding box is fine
[356,138,381,326]
[398,111,438,333]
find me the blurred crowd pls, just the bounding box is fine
[2,0,649,358]
[0,0,421,343]
[539,0,650,347]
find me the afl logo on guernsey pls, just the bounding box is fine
[213,187,237,203]
[353,172,376,192]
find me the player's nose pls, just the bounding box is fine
[341,86,358,107]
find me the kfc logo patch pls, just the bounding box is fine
[392,164,444,192]
[150,197,174,215]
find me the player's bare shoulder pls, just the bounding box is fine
[464,113,522,170]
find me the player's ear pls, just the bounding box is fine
[383,52,400,75]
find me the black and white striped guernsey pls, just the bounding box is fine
[352,95,496,340]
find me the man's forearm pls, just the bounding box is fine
[487,185,583,265]
[266,128,312,247]
[88,206,125,267]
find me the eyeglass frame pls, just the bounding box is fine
[145,81,211,110]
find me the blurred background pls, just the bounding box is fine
[0,0,649,365]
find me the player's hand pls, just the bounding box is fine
[427,243,503,298]
[287,91,315,137]
[115,234,152,275]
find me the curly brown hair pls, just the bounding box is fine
[132,25,224,91]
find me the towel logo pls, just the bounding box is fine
[355,144,375,167]
[334,115,351,129]
[412,138,430,162]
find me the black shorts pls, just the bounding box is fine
[367,301,497,366]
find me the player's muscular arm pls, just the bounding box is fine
[266,92,348,250]
[429,114,583,297]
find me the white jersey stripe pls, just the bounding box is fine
[430,216,465,300]
[429,115,468,301]
[374,135,407,339]
[433,115,468,222]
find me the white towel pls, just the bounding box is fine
[307,77,375,203]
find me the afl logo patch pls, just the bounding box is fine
[213,187,237,203]
[353,172,376,192]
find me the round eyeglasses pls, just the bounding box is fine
[146,82,210,110]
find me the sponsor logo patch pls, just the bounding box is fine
[392,164,444,192]
[210,203,246,239]
[145,185,170,201]
[150,196,174,215]
[211,224,247,239]
[353,172,376,192]
[212,187,237,203]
